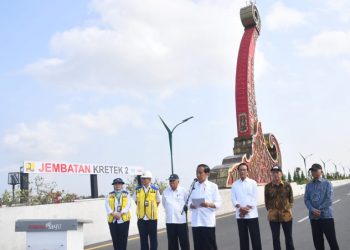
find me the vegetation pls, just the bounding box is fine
[0,176,77,207]
[291,168,350,185]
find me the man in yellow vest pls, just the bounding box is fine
[105,178,131,250]
[133,170,160,250]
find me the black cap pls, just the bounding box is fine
[271,166,282,172]
[309,163,322,171]
[112,178,125,185]
[168,174,179,180]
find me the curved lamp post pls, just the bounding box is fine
[159,116,194,174]
[320,159,330,176]
[332,162,339,178]
[299,152,313,178]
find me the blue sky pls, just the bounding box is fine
[1,0,350,196]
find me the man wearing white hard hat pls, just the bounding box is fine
[133,170,161,250]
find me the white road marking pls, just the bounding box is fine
[298,199,341,223]
[297,216,309,223]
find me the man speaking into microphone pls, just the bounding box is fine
[189,164,222,250]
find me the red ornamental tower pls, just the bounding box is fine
[209,4,282,188]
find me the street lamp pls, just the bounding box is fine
[159,115,194,174]
[332,162,338,179]
[299,152,313,178]
[320,159,330,176]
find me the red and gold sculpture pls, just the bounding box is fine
[209,4,282,188]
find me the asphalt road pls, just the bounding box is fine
[86,183,350,250]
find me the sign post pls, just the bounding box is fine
[90,174,98,198]
[23,161,144,198]
[8,172,20,201]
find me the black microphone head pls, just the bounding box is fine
[194,178,198,182]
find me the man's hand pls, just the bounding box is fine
[113,212,121,220]
[200,201,214,208]
[238,206,251,218]
[190,203,197,209]
[312,209,321,217]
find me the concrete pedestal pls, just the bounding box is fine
[15,219,92,250]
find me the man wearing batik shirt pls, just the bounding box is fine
[265,166,294,250]
[304,163,339,250]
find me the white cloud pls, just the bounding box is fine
[24,0,248,95]
[2,106,143,159]
[298,30,350,57]
[265,2,306,31]
[255,48,272,81]
[341,60,350,74]
[326,0,350,11]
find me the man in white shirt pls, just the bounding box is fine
[189,164,222,250]
[231,162,262,250]
[162,174,190,250]
[105,178,131,250]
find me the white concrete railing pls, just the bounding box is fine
[1,179,349,250]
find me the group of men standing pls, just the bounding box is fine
[231,162,339,250]
[105,162,339,250]
[105,164,221,250]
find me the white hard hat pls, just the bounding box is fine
[141,170,153,179]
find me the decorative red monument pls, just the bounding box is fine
[209,4,282,188]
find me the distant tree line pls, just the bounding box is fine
[286,167,350,185]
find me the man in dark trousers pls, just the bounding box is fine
[265,166,295,250]
[231,162,262,250]
[105,178,131,250]
[133,170,160,250]
[162,174,190,250]
[189,164,222,250]
[304,163,339,250]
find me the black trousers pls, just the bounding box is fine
[237,218,262,250]
[137,219,158,250]
[310,218,339,250]
[269,220,295,250]
[108,221,130,250]
[166,223,190,250]
[192,226,217,250]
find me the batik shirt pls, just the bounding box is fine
[264,181,293,222]
[304,177,334,219]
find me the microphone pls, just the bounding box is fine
[182,178,198,215]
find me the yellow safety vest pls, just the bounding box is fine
[135,185,159,220]
[108,191,131,223]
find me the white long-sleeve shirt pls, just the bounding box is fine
[162,186,188,224]
[105,190,131,224]
[189,179,222,227]
[231,177,258,219]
